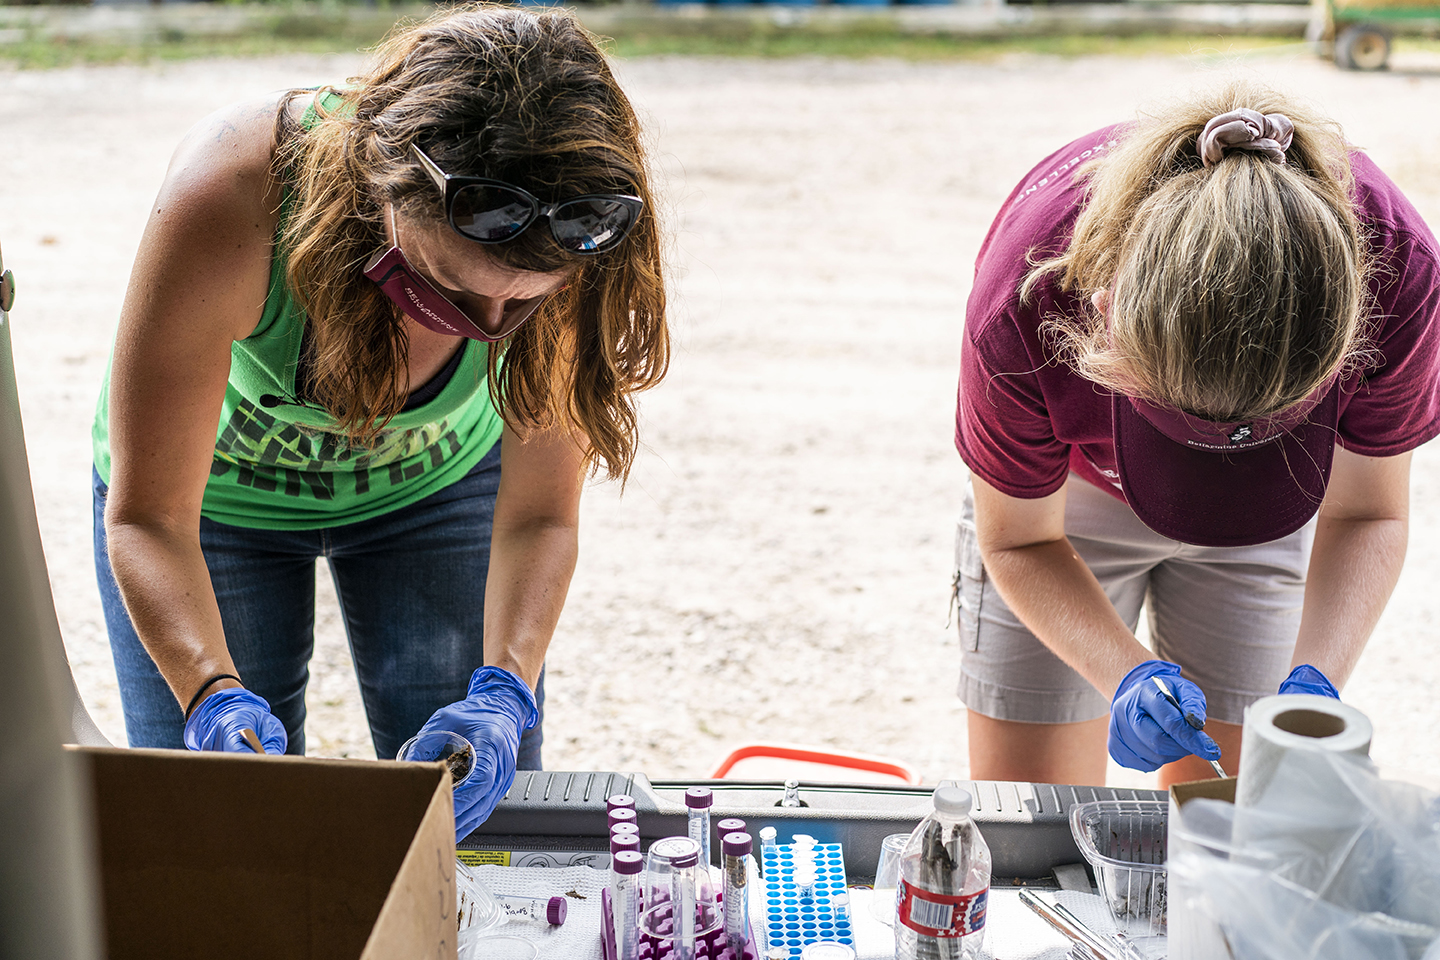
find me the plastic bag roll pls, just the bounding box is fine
[1235,694,1372,809]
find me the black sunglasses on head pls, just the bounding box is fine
[412,144,643,255]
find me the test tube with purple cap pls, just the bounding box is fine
[611,832,641,858]
[612,849,643,960]
[685,787,713,866]
[609,806,638,833]
[721,831,752,956]
[495,893,567,926]
[715,817,745,866]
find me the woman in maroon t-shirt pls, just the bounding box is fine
[954,81,1440,787]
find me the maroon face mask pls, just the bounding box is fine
[362,243,548,343]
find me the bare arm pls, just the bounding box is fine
[482,424,587,690]
[104,95,285,713]
[971,475,1152,698]
[1292,446,1411,686]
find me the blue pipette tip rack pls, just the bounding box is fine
[761,843,854,957]
[600,888,757,960]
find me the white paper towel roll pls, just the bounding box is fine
[1236,694,1372,809]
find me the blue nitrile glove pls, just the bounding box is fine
[415,666,539,842]
[183,687,287,754]
[1278,664,1340,699]
[1108,660,1222,773]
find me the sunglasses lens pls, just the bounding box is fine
[450,184,536,242]
[551,198,638,253]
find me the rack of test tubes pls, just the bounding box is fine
[759,834,854,958]
[600,887,758,960]
[601,791,759,960]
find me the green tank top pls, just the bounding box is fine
[92,93,505,530]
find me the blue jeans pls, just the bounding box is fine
[93,444,544,767]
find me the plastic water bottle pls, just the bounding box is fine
[894,786,991,959]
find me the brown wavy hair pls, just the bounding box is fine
[1025,80,1370,423]
[271,4,667,479]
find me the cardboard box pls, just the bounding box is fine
[68,746,457,960]
[1169,775,1236,815]
[1168,776,1237,960]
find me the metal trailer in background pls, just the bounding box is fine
[1313,0,1440,68]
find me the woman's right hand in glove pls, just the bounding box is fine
[183,687,287,754]
[1108,660,1221,772]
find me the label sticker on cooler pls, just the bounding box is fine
[456,850,510,866]
[897,879,988,938]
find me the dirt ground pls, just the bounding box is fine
[5,42,1440,792]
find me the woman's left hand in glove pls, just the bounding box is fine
[413,666,539,842]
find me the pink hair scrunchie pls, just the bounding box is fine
[1198,108,1294,168]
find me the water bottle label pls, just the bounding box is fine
[897,879,988,938]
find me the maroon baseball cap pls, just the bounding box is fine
[1111,384,1339,547]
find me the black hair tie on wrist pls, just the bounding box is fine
[184,673,242,721]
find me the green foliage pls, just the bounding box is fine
[0,1,418,67]
[0,32,371,68]
[1,4,1435,70]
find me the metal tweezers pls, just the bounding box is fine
[1018,888,1128,960]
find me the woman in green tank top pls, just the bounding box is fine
[91,4,668,839]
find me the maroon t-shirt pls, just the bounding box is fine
[956,125,1440,507]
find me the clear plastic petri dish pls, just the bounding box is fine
[396,730,476,786]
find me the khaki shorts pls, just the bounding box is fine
[955,474,1314,725]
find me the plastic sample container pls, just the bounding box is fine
[1069,800,1168,938]
[455,858,506,953]
[397,730,476,786]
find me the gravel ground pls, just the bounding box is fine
[4,43,1439,791]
